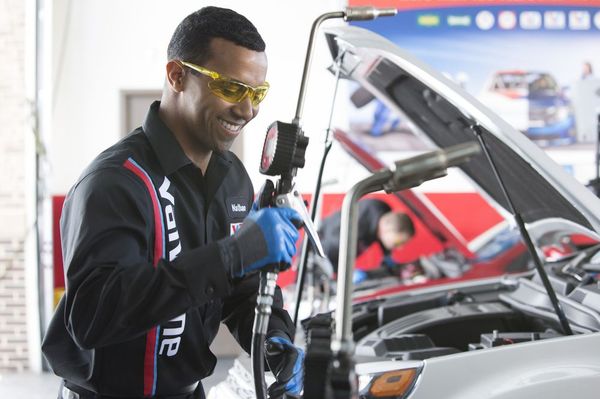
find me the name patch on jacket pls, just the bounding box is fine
[226,196,249,218]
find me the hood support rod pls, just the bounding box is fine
[471,124,573,335]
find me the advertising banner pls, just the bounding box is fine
[346,0,600,183]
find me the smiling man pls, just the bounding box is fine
[42,7,302,399]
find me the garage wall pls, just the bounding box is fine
[0,0,30,372]
[50,0,354,196]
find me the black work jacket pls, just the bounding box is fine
[42,101,294,397]
[318,198,391,272]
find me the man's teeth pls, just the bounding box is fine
[219,119,243,132]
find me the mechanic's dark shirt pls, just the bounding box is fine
[42,101,294,397]
[318,198,391,272]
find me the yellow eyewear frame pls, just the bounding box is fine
[180,61,269,106]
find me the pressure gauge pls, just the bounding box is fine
[260,121,309,176]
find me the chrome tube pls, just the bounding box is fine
[293,11,344,126]
[293,7,397,126]
[331,168,393,355]
[331,142,480,356]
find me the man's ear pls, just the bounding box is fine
[166,60,185,92]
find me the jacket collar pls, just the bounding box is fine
[143,101,192,175]
[143,101,234,180]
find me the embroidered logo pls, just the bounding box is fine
[230,222,243,236]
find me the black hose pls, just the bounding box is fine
[251,329,267,398]
[252,271,278,399]
[292,140,332,326]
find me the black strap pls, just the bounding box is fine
[302,312,334,399]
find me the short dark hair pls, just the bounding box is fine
[167,6,266,65]
[381,212,415,238]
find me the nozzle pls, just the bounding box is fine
[344,6,397,21]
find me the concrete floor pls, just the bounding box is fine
[0,357,235,398]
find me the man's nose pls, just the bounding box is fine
[231,96,256,121]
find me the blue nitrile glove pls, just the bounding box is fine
[353,269,368,284]
[219,207,301,278]
[265,336,304,398]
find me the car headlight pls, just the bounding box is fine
[358,367,421,398]
[556,105,570,121]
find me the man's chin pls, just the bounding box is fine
[216,139,235,154]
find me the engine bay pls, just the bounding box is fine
[348,251,600,364]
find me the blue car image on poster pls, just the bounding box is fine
[478,70,576,145]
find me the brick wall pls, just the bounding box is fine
[0,0,30,371]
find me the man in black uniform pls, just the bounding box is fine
[43,7,302,399]
[317,198,416,282]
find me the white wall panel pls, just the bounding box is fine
[51,0,349,194]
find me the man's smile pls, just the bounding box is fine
[218,117,244,133]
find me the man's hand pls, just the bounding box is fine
[265,336,304,398]
[221,207,301,278]
[353,269,368,284]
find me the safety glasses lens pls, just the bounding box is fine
[208,80,248,103]
[208,79,269,106]
[250,87,269,105]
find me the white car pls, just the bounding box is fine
[311,25,600,399]
[210,23,600,399]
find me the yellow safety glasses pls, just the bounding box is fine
[180,61,269,106]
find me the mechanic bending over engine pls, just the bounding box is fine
[315,198,419,284]
[42,7,303,399]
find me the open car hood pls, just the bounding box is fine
[333,128,478,257]
[324,25,600,243]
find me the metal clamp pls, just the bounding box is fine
[275,190,326,258]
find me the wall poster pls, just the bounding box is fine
[346,0,600,184]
